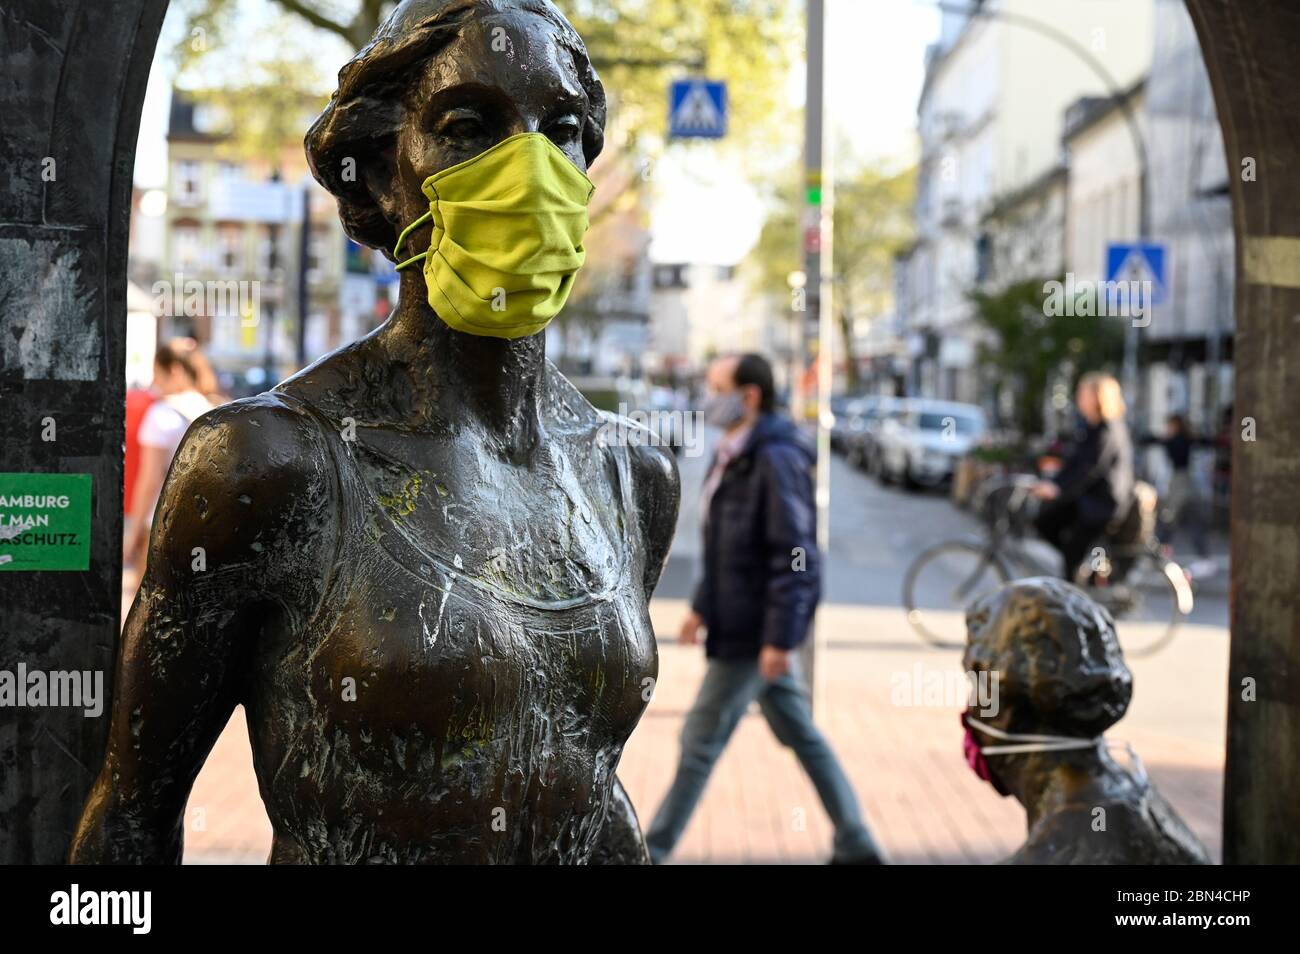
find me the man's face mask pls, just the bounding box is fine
[702,391,748,429]
[394,132,595,339]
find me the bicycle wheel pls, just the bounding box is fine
[903,540,1011,649]
[1090,552,1192,658]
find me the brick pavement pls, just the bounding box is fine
[176,597,1226,864]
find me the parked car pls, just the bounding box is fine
[830,395,870,452]
[843,397,903,471]
[874,399,987,489]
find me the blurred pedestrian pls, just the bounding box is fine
[1152,413,1210,562]
[123,385,157,520]
[1032,372,1135,580]
[644,353,885,865]
[123,341,216,571]
[1212,403,1233,520]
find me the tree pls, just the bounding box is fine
[831,163,915,392]
[748,159,916,393]
[171,0,796,155]
[968,278,1125,438]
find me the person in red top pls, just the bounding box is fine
[123,386,157,517]
[123,342,215,571]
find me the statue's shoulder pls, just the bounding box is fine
[542,365,680,500]
[180,391,332,482]
[147,391,339,591]
[541,362,607,429]
[273,333,378,422]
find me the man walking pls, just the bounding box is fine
[644,353,884,865]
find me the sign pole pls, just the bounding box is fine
[802,0,830,713]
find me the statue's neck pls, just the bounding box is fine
[385,280,546,457]
[1014,748,1135,828]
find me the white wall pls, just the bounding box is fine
[1066,91,1148,283]
[999,0,1154,196]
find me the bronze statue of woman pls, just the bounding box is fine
[72,0,679,864]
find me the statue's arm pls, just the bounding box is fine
[590,776,651,865]
[588,438,679,864]
[629,441,680,597]
[70,396,336,863]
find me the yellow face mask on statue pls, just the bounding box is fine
[393,132,595,339]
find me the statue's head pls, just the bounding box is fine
[963,577,1132,741]
[305,0,606,260]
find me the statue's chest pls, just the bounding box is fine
[251,563,656,860]
[278,429,654,744]
[351,435,629,602]
[294,558,658,754]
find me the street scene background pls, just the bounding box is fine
[116,0,1234,863]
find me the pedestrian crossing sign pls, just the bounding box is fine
[669,80,727,139]
[1106,242,1168,306]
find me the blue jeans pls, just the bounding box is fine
[644,655,882,863]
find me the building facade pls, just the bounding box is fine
[160,92,379,393]
[1139,0,1234,436]
[899,0,1154,406]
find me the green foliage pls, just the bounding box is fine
[567,0,797,153]
[747,159,916,390]
[969,278,1124,437]
[171,0,797,163]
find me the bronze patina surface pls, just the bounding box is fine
[71,0,679,864]
[964,578,1209,865]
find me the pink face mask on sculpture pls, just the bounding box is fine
[960,712,1147,798]
[961,713,1011,796]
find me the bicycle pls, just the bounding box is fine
[902,475,1195,657]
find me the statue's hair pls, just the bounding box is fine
[304,0,606,256]
[963,577,1132,737]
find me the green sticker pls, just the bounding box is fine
[0,473,92,571]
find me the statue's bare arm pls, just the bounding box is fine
[70,396,336,863]
[593,439,679,864]
[630,440,681,598]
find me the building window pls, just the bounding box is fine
[172,221,202,272]
[173,160,202,205]
[217,224,242,276]
[974,232,992,283]
[653,264,687,290]
[307,226,330,283]
[257,225,280,276]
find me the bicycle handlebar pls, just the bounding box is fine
[971,474,1042,537]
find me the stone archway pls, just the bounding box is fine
[1185,0,1300,865]
[0,0,1295,864]
[0,0,168,864]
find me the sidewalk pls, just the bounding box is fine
[178,596,1226,864]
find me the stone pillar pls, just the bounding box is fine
[0,0,168,863]
[1185,0,1300,864]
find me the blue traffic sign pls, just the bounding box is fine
[669,80,727,139]
[1106,242,1167,305]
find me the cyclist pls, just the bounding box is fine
[1031,373,1135,580]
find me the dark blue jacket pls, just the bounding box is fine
[691,413,822,659]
